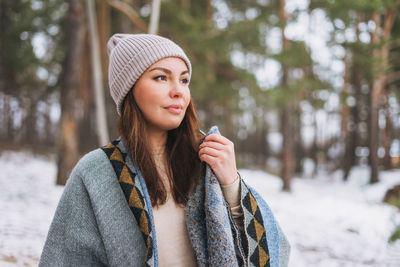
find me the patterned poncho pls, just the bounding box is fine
[40,127,290,267]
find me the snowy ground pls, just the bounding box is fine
[241,168,400,267]
[0,150,399,266]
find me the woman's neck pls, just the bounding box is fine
[147,128,167,155]
[147,128,169,183]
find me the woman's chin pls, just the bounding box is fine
[151,120,184,132]
[165,121,184,131]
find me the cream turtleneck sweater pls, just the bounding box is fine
[151,149,243,266]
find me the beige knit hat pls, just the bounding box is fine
[107,33,192,115]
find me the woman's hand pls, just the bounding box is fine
[198,134,238,185]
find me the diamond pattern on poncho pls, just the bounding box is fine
[102,140,154,267]
[242,184,270,267]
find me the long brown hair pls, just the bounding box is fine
[117,89,203,207]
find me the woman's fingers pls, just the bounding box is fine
[198,153,218,167]
[199,140,225,151]
[199,146,225,158]
[203,134,233,146]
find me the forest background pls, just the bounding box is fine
[1,0,400,237]
[1,0,400,265]
[1,0,400,189]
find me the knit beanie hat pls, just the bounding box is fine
[107,33,192,115]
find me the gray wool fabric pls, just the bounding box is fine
[107,33,192,115]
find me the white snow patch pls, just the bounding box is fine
[240,167,400,267]
[0,151,63,266]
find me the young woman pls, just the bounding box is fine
[40,34,290,267]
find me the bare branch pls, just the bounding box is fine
[105,0,148,32]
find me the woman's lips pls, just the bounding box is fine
[165,105,183,114]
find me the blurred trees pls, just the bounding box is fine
[0,0,65,147]
[314,0,400,183]
[0,0,399,189]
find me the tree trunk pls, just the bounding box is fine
[343,16,363,180]
[279,0,292,191]
[87,0,110,146]
[56,0,87,185]
[382,93,392,170]
[43,101,54,147]
[0,0,18,96]
[347,63,362,178]
[148,0,161,34]
[294,103,303,175]
[369,12,382,184]
[97,0,110,84]
[256,114,269,167]
[2,94,14,143]
[281,106,294,191]
[78,36,96,153]
[341,49,351,180]
[369,8,397,184]
[23,98,37,145]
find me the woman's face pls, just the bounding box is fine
[133,57,191,133]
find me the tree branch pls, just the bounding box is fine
[105,0,148,32]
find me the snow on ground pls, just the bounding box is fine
[240,167,400,267]
[0,151,63,266]
[0,150,399,266]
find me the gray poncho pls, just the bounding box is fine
[40,127,290,266]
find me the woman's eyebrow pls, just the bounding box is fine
[181,70,189,75]
[149,67,189,76]
[149,67,171,74]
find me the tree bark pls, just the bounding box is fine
[148,0,161,34]
[43,101,55,147]
[347,61,362,178]
[97,0,110,84]
[87,0,110,146]
[294,103,304,175]
[341,49,351,180]
[77,35,96,154]
[2,94,14,143]
[23,98,37,145]
[279,0,293,191]
[369,7,397,184]
[382,93,392,170]
[369,12,382,184]
[0,0,17,96]
[56,0,87,185]
[281,106,294,191]
[344,16,363,180]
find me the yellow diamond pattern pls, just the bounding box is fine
[119,165,133,185]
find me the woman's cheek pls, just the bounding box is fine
[185,92,191,107]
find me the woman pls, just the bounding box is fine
[40,34,290,267]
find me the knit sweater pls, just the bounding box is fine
[39,127,290,267]
[152,150,242,267]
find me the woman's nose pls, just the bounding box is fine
[169,80,184,98]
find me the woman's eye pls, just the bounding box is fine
[154,75,166,81]
[181,78,189,84]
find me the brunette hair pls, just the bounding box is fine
[117,89,203,206]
